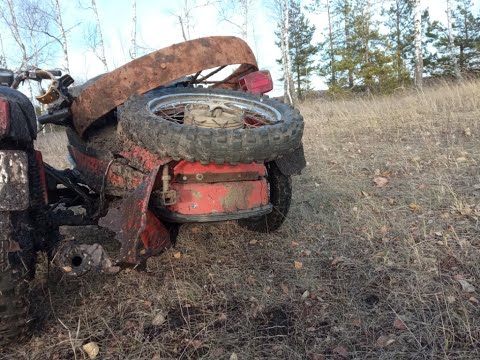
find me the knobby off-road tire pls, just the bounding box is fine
[238,162,292,232]
[118,88,304,165]
[0,212,35,346]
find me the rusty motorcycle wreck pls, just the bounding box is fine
[0,36,305,344]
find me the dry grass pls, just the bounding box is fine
[4,81,480,359]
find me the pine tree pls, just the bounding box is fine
[425,0,480,77]
[288,1,317,98]
[452,0,480,73]
[384,0,415,86]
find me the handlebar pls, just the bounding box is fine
[11,69,62,88]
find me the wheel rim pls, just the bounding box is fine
[147,92,282,129]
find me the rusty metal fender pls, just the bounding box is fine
[71,36,258,136]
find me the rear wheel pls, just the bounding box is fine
[238,162,292,233]
[0,211,35,346]
[119,88,304,165]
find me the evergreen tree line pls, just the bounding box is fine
[277,0,480,96]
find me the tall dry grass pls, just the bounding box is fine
[7,80,480,359]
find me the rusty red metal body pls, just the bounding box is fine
[71,36,258,135]
[169,161,268,215]
[99,166,172,265]
[68,145,144,195]
[34,151,48,205]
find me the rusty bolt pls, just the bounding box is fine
[160,63,167,69]
[196,174,204,181]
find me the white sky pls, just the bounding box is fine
[3,0,480,95]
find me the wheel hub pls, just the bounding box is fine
[183,102,244,129]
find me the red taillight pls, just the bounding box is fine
[239,70,273,94]
[0,98,10,136]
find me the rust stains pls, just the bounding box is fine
[71,36,258,136]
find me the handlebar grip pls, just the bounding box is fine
[38,108,70,125]
[47,70,62,77]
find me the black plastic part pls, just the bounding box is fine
[275,143,306,176]
[0,87,37,142]
[154,205,273,223]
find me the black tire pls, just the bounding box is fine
[0,212,35,346]
[238,162,292,232]
[118,88,304,165]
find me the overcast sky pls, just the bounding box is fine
[4,0,480,95]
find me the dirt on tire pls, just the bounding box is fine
[118,88,304,165]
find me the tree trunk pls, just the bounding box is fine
[446,0,460,79]
[344,1,353,88]
[6,0,28,68]
[0,33,7,68]
[91,0,108,71]
[414,0,423,90]
[395,0,402,83]
[281,0,294,105]
[326,0,336,85]
[129,0,137,59]
[53,0,70,72]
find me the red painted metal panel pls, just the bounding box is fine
[169,180,268,215]
[0,98,10,136]
[174,160,266,179]
[68,145,143,192]
[119,143,171,172]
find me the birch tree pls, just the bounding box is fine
[446,0,461,78]
[85,0,108,71]
[414,0,423,89]
[0,33,7,68]
[51,0,70,72]
[129,0,137,59]
[275,0,295,104]
[309,0,337,86]
[173,0,216,41]
[218,0,255,41]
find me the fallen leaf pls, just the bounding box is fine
[377,335,395,347]
[332,346,348,358]
[304,250,312,256]
[457,279,476,293]
[306,326,316,332]
[361,191,371,198]
[191,339,203,349]
[468,297,479,304]
[173,252,182,259]
[393,317,407,331]
[302,290,310,299]
[447,295,456,304]
[249,239,258,245]
[252,304,266,318]
[456,157,468,163]
[331,256,346,266]
[294,261,303,269]
[373,177,389,187]
[83,342,99,359]
[465,128,472,136]
[291,241,300,247]
[152,313,166,326]
[409,203,421,212]
[230,352,238,360]
[280,283,289,295]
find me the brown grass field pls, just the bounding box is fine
[3,81,480,359]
